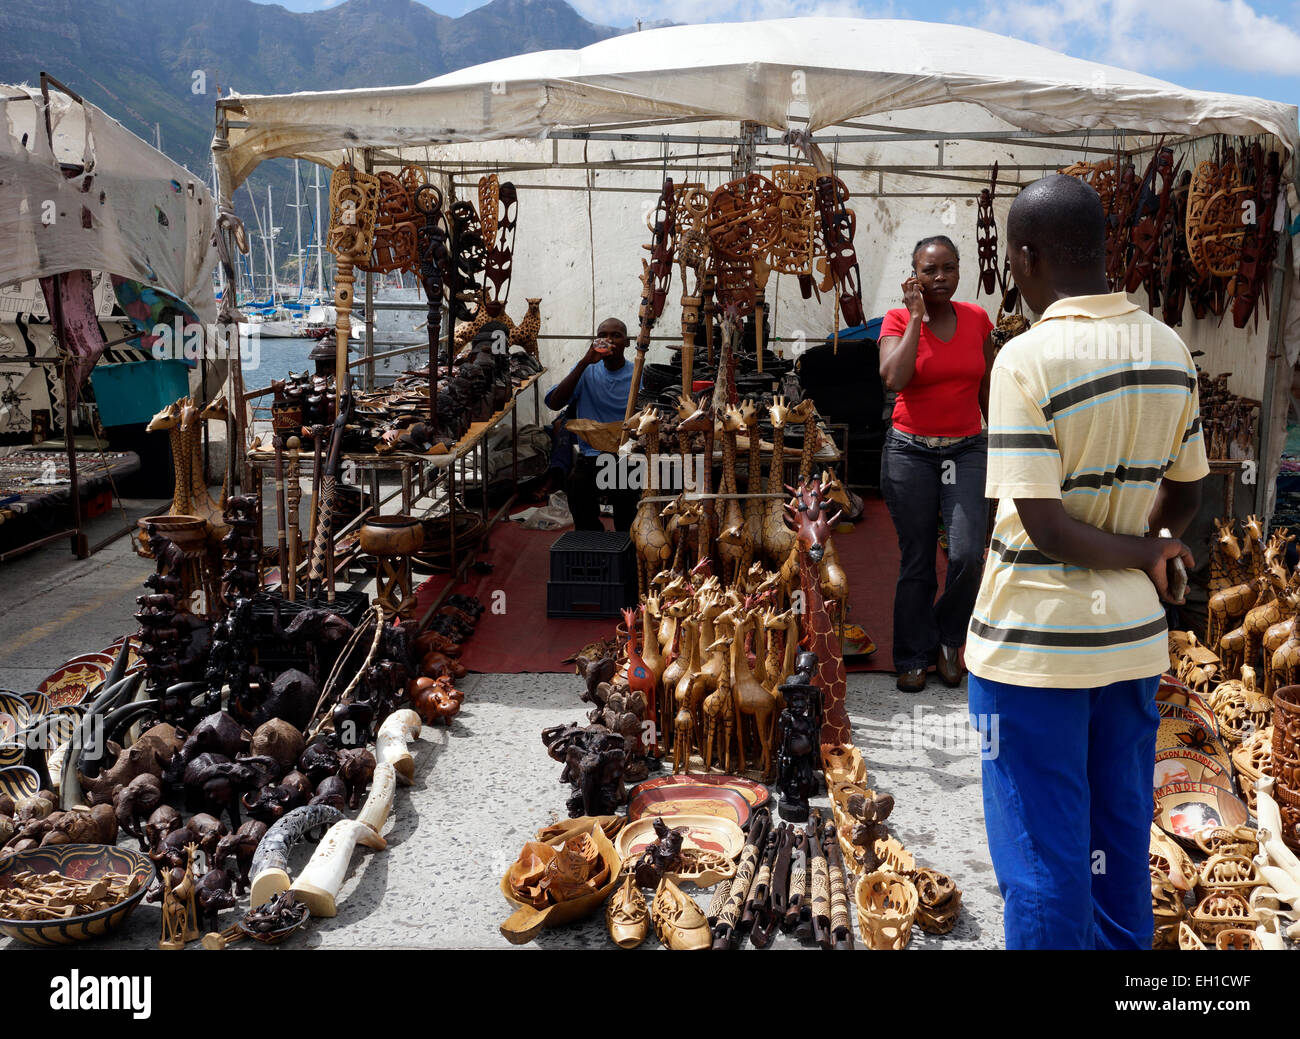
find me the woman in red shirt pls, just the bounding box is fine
[878,236,995,691]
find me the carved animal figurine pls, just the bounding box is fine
[1270,611,1300,694]
[158,844,200,950]
[509,297,542,355]
[738,400,767,575]
[114,773,164,846]
[1237,562,1297,676]
[672,701,695,775]
[1209,518,1249,595]
[633,817,686,887]
[639,596,667,737]
[623,408,672,596]
[787,477,851,746]
[717,405,749,585]
[700,638,736,773]
[760,397,793,568]
[728,608,783,778]
[660,495,705,574]
[621,607,658,756]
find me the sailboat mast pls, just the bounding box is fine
[266,185,277,305]
[314,163,325,301]
[293,159,304,302]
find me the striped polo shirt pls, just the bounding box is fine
[965,292,1209,688]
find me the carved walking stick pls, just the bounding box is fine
[624,178,676,434]
[273,434,288,587]
[808,810,832,948]
[712,806,770,949]
[415,183,449,429]
[285,436,301,602]
[327,164,380,409]
[308,397,351,603]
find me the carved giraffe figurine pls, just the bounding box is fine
[790,397,820,481]
[690,593,732,738]
[700,634,737,773]
[672,698,695,775]
[640,596,667,703]
[652,571,688,649]
[1223,553,1292,676]
[676,395,717,571]
[726,606,782,779]
[1262,588,1300,695]
[660,495,704,574]
[672,611,705,757]
[1208,518,1249,595]
[625,408,672,596]
[716,404,748,586]
[621,607,658,756]
[194,395,231,541]
[1270,609,1300,693]
[761,396,794,568]
[1208,522,1272,648]
[147,401,194,517]
[1212,530,1286,656]
[738,400,767,573]
[786,476,851,747]
[659,599,693,744]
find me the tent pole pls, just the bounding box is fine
[364,148,376,392]
[1257,230,1294,521]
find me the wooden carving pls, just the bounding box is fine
[813,175,864,326]
[483,181,517,316]
[975,162,999,297]
[767,164,818,277]
[1187,151,1252,279]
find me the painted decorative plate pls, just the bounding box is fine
[0,692,30,741]
[1156,717,1232,774]
[0,765,41,801]
[20,692,52,720]
[38,661,109,708]
[627,774,770,827]
[614,814,746,863]
[1154,781,1250,842]
[1154,748,1231,789]
[1156,697,1219,735]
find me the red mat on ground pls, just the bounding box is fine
[413,497,944,674]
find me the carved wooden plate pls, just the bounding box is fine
[1154,748,1232,789]
[37,662,109,708]
[614,814,745,863]
[0,692,30,741]
[626,774,770,827]
[1156,695,1219,735]
[1156,717,1231,774]
[1154,781,1250,842]
[0,765,41,801]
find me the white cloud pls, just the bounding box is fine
[963,0,1300,78]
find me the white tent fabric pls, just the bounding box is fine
[217,17,1300,190]
[1,84,217,323]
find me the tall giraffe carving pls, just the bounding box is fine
[786,476,850,747]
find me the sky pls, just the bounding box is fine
[256,0,1300,107]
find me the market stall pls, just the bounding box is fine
[4,18,1299,953]
[0,75,218,559]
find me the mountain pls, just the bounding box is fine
[0,0,633,285]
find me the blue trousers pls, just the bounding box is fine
[967,672,1159,950]
[879,429,988,670]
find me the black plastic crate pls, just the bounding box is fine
[546,579,637,619]
[549,530,635,585]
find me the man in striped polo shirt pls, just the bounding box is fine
[965,174,1208,949]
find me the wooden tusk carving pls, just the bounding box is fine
[1256,778,1300,888]
[290,819,387,918]
[377,708,422,784]
[357,761,396,834]
[248,803,345,909]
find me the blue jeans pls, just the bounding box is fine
[879,428,988,670]
[968,673,1160,950]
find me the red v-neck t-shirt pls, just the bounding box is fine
[881,301,992,437]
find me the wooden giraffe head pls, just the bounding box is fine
[720,404,745,433]
[676,396,714,433]
[768,394,790,429]
[201,393,228,421]
[737,399,759,429]
[784,476,840,563]
[788,398,816,424]
[147,397,180,431]
[624,405,661,441]
[689,556,713,587]
[819,468,852,513]
[178,396,200,432]
[621,607,639,640]
[1244,514,1265,545]
[1213,518,1242,562]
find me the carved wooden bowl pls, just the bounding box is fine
[239,898,311,945]
[1215,927,1263,951]
[499,822,622,945]
[0,844,154,946]
[854,870,918,951]
[359,515,425,557]
[0,765,40,801]
[134,514,207,559]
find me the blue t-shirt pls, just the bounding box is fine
[567,361,635,457]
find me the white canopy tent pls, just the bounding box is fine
[213,17,1300,515]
